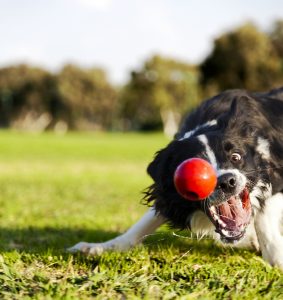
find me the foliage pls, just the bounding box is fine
[269,20,283,77]
[0,131,282,299]
[0,21,283,133]
[0,65,61,128]
[57,64,117,130]
[201,23,282,95]
[270,20,283,58]
[119,55,200,135]
[0,64,117,131]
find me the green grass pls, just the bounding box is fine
[0,131,282,299]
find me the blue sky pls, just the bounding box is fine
[0,0,283,84]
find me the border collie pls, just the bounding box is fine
[69,87,283,270]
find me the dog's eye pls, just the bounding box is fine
[231,153,242,163]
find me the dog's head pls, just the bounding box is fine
[146,95,274,244]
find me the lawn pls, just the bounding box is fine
[0,131,282,299]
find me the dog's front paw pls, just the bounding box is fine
[268,254,283,271]
[67,242,106,255]
[261,243,283,271]
[270,252,283,271]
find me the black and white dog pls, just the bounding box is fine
[69,87,283,269]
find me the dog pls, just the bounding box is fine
[69,87,283,270]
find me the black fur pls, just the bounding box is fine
[144,87,283,230]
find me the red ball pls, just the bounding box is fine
[174,158,217,201]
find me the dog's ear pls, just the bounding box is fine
[147,147,171,182]
[229,95,257,121]
[222,95,260,136]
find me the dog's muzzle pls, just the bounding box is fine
[205,171,252,243]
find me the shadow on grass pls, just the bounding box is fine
[0,226,247,258]
[0,227,119,254]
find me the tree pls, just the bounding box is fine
[0,64,117,131]
[269,20,283,81]
[201,23,281,95]
[270,20,283,58]
[120,55,200,137]
[57,64,117,130]
[0,64,63,130]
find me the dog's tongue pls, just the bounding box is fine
[218,196,248,228]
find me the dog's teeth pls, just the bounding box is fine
[218,219,227,227]
[210,206,218,219]
[221,229,230,236]
[214,214,220,221]
[210,205,227,228]
[210,206,216,214]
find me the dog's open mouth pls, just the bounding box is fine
[207,188,252,243]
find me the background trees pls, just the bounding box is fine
[269,20,283,79]
[0,64,117,132]
[200,23,282,95]
[57,65,117,130]
[0,65,61,130]
[119,55,199,136]
[0,21,282,134]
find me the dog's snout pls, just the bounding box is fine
[217,173,237,194]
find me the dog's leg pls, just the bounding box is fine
[254,193,283,270]
[68,208,166,255]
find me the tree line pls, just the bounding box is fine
[1,21,283,135]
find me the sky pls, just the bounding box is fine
[0,0,283,84]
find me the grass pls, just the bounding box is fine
[0,130,282,299]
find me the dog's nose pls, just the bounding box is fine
[217,173,237,194]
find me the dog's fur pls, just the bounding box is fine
[69,87,283,270]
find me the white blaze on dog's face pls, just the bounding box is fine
[192,129,273,244]
[196,133,251,244]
